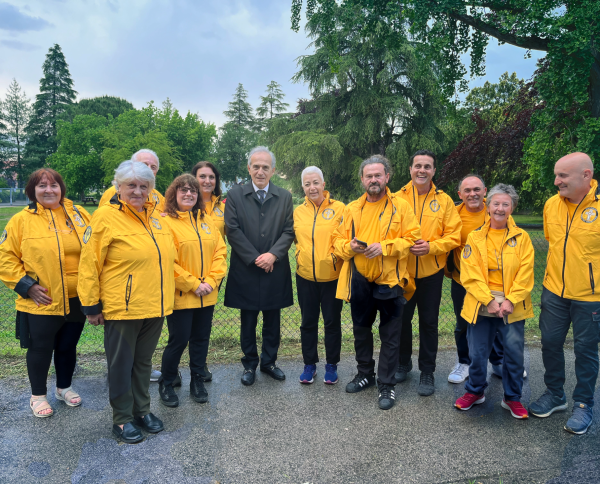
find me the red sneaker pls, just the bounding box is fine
[455,392,485,411]
[501,399,529,419]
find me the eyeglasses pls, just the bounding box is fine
[178,187,198,194]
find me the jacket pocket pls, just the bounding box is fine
[125,274,133,311]
[589,263,595,295]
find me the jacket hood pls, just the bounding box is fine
[400,180,443,197]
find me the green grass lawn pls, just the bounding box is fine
[512,214,543,225]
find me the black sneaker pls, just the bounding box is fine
[190,373,208,403]
[346,373,376,393]
[202,364,212,382]
[159,381,179,408]
[378,384,396,410]
[418,372,435,396]
[395,360,413,383]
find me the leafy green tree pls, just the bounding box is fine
[275,4,446,198]
[257,81,289,120]
[216,84,259,182]
[25,44,77,170]
[291,0,600,193]
[62,95,134,121]
[48,114,107,198]
[1,79,32,185]
[155,98,217,172]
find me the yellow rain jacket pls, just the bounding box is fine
[204,195,226,239]
[162,210,227,309]
[460,219,535,324]
[543,180,600,301]
[396,181,461,279]
[99,185,165,212]
[78,197,176,320]
[0,199,91,316]
[333,188,421,302]
[294,191,345,283]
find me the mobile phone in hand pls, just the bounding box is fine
[355,239,368,248]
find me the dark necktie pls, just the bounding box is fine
[258,190,266,204]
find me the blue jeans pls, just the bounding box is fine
[465,316,525,401]
[451,280,504,366]
[539,287,600,407]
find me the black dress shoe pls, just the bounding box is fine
[260,364,286,381]
[133,413,164,433]
[241,368,256,386]
[112,422,144,444]
[190,373,208,403]
[201,364,213,382]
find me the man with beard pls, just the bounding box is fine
[396,150,462,396]
[333,155,421,410]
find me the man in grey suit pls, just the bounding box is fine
[224,146,295,386]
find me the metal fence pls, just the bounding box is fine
[0,225,547,370]
[0,188,31,205]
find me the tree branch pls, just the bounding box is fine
[447,11,550,51]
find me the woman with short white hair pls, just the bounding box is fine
[78,160,177,443]
[455,184,535,419]
[294,166,346,385]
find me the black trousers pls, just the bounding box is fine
[296,274,343,365]
[161,306,215,385]
[399,269,444,373]
[240,309,281,370]
[104,317,163,425]
[350,271,403,385]
[451,279,503,366]
[26,313,85,395]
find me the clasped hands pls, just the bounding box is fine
[255,252,277,273]
[486,299,514,318]
[195,282,213,297]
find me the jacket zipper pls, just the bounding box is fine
[125,274,132,310]
[331,253,337,271]
[589,263,595,295]
[49,210,67,317]
[311,201,320,282]
[434,255,439,268]
[190,212,205,308]
[561,200,584,297]
[413,189,431,279]
[129,209,165,317]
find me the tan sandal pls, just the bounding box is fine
[55,386,82,407]
[30,395,53,418]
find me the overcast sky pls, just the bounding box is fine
[0,0,544,128]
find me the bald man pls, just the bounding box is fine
[530,152,599,435]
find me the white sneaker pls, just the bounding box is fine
[448,363,469,383]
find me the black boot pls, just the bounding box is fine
[159,381,179,408]
[190,373,208,403]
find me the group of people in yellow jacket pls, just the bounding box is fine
[0,146,597,443]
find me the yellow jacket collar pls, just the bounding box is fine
[558,179,600,203]
[25,198,76,216]
[355,187,396,209]
[109,194,156,220]
[303,190,334,208]
[471,217,523,242]
[400,180,442,197]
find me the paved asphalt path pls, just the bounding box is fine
[0,344,598,484]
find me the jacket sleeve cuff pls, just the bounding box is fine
[82,302,103,316]
[14,275,37,298]
[506,295,519,306]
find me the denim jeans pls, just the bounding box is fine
[465,316,525,401]
[451,280,504,366]
[539,287,600,407]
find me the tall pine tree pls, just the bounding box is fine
[257,81,289,120]
[216,83,259,182]
[2,79,32,186]
[25,44,77,171]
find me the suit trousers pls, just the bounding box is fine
[26,314,84,395]
[161,306,215,385]
[451,279,504,366]
[240,309,281,370]
[399,269,444,373]
[104,317,163,425]
[296,274,343,365]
